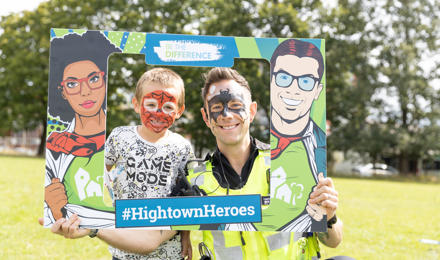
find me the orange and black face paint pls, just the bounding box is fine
[140,90,178,133]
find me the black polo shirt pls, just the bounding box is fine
[208,137,270,190]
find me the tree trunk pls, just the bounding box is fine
[37,120,47,157]
[398,153,410,175]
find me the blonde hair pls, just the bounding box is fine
[135,68,185,108]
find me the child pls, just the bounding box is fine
[105,68,193,260]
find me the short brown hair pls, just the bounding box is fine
[270,39,324,82]
[135,68,185,108]
[202,67,251,104]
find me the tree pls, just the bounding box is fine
[306,0,440,174]
[4,0,438,168]
[373,0,440,173]
[0,0,365,159]
[304,0,383,167]
[0,0,125,155]
[0,0,200,155]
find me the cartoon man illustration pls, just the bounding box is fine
[268,39,327,232]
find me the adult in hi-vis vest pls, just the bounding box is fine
[187,67,343,260]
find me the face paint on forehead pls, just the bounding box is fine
[207,88,247,123]
[205,85,217,102]
[144,90,177,106]
[209,85,216,95]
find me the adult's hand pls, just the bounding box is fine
[38,216,184,255]
[306,202,326,221]
[54,214,90,239]
[308,173,339,219]
[45,178,67,220]
[38,214,90,239]
[308,173,343,248]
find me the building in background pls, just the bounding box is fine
[0,126,43,156]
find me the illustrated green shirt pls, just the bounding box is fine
[263,120,326,232]
[63,150,114,212]
[253,134,316,231]
[275,135,314,223]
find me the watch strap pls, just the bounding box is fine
[89,229,99,238]
[327,214,337,229]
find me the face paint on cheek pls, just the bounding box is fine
[140,90,178,133]
[207,89,247,123]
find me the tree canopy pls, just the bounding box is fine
[1,0,439,174]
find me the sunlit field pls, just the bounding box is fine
[1,155,439,259]
[0,156,109,259]
[321,177,440,259]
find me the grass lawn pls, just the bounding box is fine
[321,176,440,259]
[1,155,439,259]
[0,156,109,259]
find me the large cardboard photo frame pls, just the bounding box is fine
[44,29,326,232]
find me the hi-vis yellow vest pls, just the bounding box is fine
[187,149,320,260]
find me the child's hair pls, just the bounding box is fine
[135,68,185,108]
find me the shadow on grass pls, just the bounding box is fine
[329,172,440,184]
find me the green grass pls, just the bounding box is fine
[0,156,109,259]
[1,155,439,259]
[321,177,440,260]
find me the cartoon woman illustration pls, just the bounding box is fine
[44,31,121,228]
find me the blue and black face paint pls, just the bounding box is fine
[207,89,247,123]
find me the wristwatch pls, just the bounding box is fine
[327,215,337,229]
[89,229,99,238]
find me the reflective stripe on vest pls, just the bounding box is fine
[265,231,305,252]
[266,232,290,251]
[193,164,207,174]
[187,149,320,259]
[190,174,204,186]
[264,154,270,166]
[211,231,243,259]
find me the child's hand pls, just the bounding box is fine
[181,231,192,260]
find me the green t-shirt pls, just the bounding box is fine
[255,133,316,230]
[63,150,114,212]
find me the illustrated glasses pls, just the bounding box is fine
[61,71,105,95]
[273,70,319,91]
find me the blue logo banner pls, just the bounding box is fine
[143,33,239,67]
[115,194,262,228]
